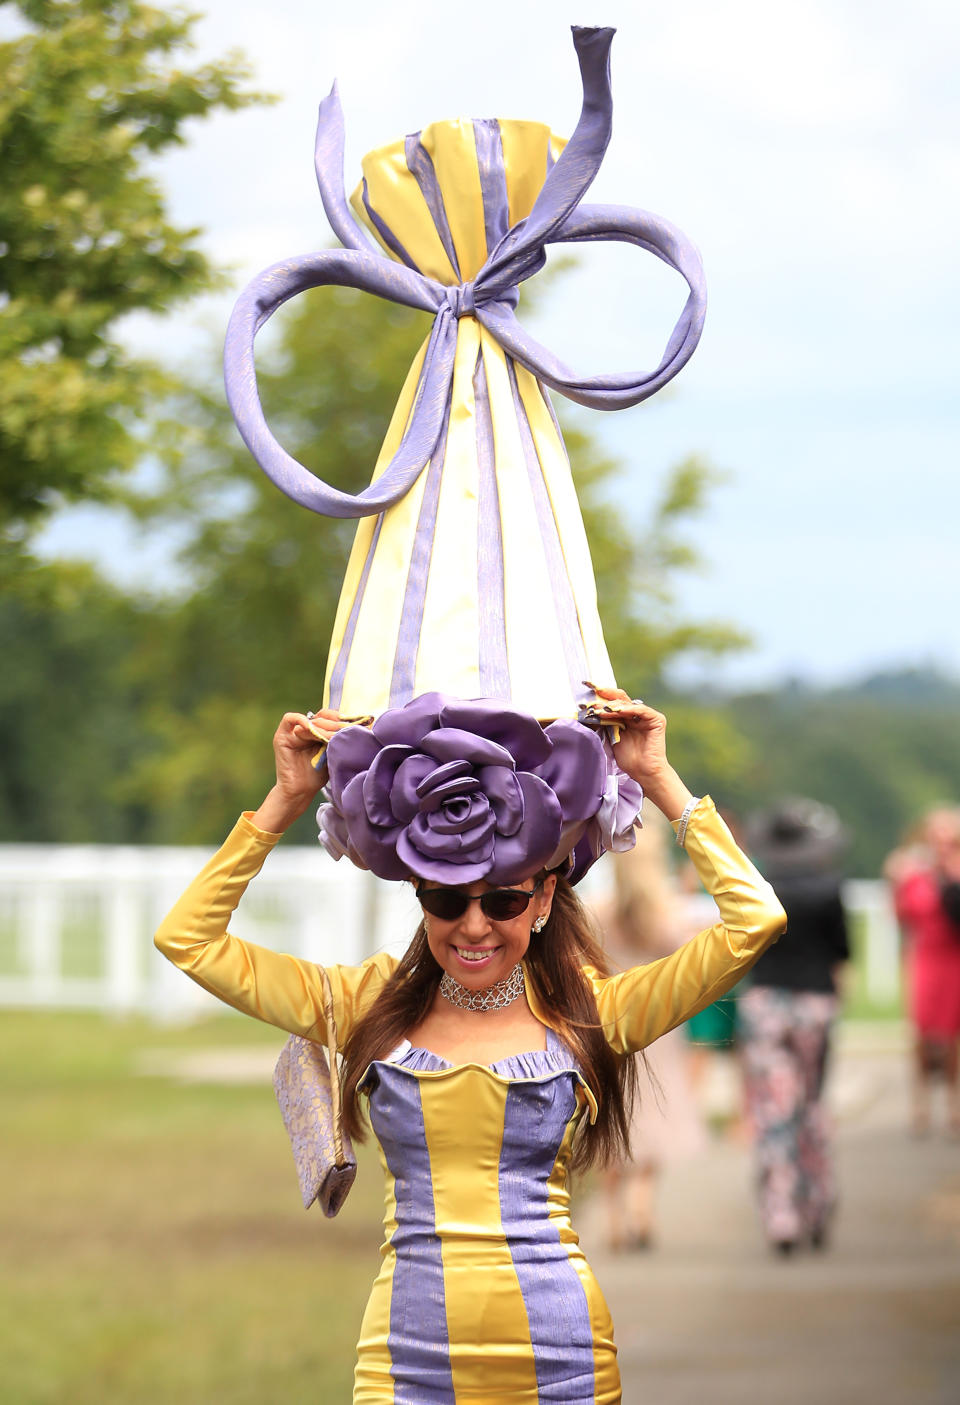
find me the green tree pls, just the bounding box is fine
[0,0,266,535]
[0,550,157,841]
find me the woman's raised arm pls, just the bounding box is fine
[153,711,396,1042]
[584,692,786,1053]
[588,797,785,1053]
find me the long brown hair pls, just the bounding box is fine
[340,874,637,1172]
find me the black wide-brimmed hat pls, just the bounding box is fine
[745,797,848,876]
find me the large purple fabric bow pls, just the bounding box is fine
[318,694,610,885]
[224,26,706,520]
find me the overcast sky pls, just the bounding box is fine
[36,0,960,689]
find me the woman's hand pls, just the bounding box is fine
[594,687,694,821]
[251,709,347,834]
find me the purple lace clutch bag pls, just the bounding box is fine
[272,969,356,1216]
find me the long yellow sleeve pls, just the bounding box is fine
[585,796,786,1055]
[153,813,397,1043]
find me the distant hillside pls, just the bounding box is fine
[671,666,960,876]
[834,666,960,708]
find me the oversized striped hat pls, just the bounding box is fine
[224,26,706,884]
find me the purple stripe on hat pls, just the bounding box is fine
[361,177,420,272]
[498,1068,595,1399]
[367,1064,455,1402]
[327,512,385,708]
[472,351,509,698]
[388,380,453,706]
[507,359,589,699]
[405,133,461,281]
[472,119,510,259]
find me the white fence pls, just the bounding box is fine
[0,843,903,1018]
[0,842,422,1020]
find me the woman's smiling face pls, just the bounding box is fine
[418,875,556,987]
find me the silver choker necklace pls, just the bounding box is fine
[439,963,525,1012]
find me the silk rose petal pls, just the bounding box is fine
[565,742,644,882]
[316,800,368,869]
[478,765,525,836]
[438,699,553,768]
[371,692,445,746]
[362,745,413,827]
[390,754,436,822]
[338,772,410,879]
[325,725,381,808]
[485,773,563,885]
[537,721,606,821]
[419,728,516,769]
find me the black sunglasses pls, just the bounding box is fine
[416,880,544,923]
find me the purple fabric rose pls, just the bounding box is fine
[316,692,608,885]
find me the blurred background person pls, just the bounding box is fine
[739,799,850,1256]
[680,855,746,1141]
[590,813,706,1252]
[679,809,753,1140]
[885,806,960,1138]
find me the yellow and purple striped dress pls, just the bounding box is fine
[155,798,785,1402]
[353,1032,615,1401]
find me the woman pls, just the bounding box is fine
[155,695,785,1403]
[886,807,960,1137]
[738,798,850,1255]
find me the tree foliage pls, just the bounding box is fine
[0,548,157,841]
[0,0,266,534]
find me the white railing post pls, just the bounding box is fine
[844,879,902,1006]
[105,876,143,1015]
[26,885,59,1005]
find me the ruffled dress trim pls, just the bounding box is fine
[373,1026,600,1123]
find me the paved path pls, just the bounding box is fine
[579,1025,960,1405]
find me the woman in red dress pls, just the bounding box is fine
[887,808,960,1136]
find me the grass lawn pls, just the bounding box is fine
[0,986,904,1403]
[0,1011,386,1404]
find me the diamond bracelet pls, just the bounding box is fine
[675,796,702,848]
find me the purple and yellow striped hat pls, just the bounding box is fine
[224,27,705,884]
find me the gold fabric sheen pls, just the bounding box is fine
[154,798,784,1054]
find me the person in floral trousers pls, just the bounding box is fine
[740,800,850,1255]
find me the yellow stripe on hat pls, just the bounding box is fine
[337,456,431,719]
[351,138,459,285]
[513,363,615,689]
[480,328,573,717]
[324,336,429,714]
[499,121,563,228]
[421,120,487,280]
[412,318,483,700]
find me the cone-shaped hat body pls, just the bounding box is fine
[323,118,615,721]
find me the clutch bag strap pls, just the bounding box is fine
[320,965,346,1167]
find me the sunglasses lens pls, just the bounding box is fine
[481,892,530,921]
[418,889,469,920]
[417,882,541,922]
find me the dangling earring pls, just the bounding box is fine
[532,915,547,933]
